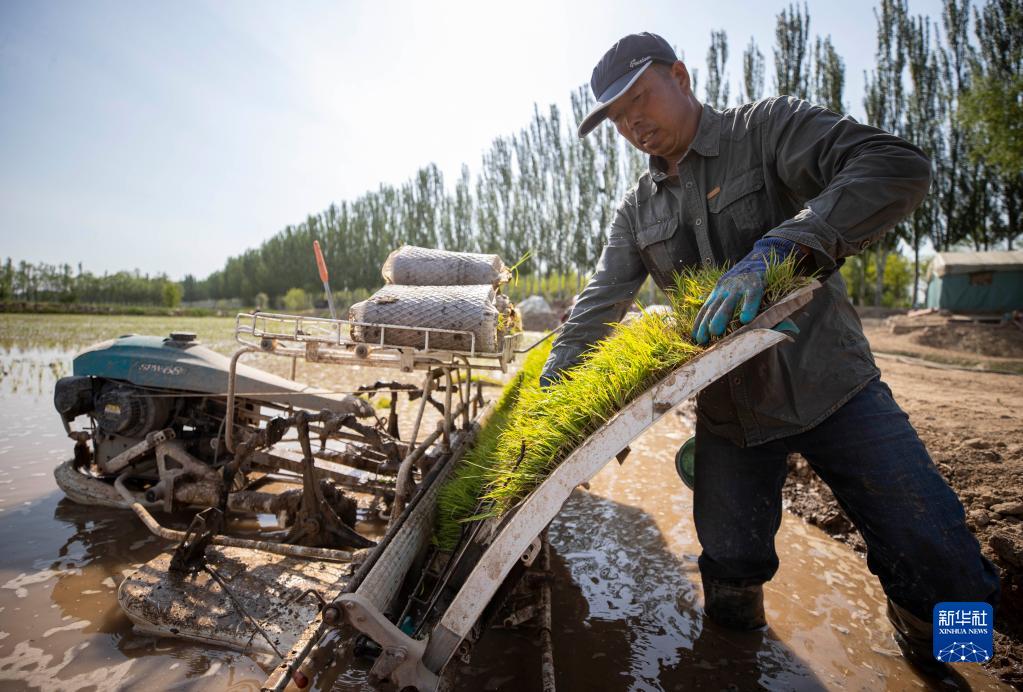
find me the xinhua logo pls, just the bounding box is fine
[933,602,994,663]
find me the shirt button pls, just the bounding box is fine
[695,218,703,226]
[733,376,742,385]
[686,182,693,189]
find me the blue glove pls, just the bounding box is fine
[692,237,799,345]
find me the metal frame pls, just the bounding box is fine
[235,310,522,373]
[225,309,548,523]
[260,402,495,692]
[329,281,819,691]
[423,328,789,672]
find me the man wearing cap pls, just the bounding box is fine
[540,32,999,677]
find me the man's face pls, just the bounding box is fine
[605,61,698,165]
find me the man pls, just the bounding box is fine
[540,32,1000,678]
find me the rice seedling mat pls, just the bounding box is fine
[421,279,820,674]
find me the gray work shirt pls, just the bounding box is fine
[543,96,931,447]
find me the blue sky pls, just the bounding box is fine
[0,0,945,279]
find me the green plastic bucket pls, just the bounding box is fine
[675,436,696,491]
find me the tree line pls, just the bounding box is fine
[0,259,182,307]
[183,93,646,307]
[6,0,1020,310]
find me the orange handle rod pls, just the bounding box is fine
[313,240,329,284]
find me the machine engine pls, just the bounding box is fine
[93,382,174,438]
[52,331,387,552]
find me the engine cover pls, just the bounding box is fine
[54,376,95,420]
[95,384,173,438]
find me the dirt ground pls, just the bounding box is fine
[782,316,1023,687]
[866,314,1023,374]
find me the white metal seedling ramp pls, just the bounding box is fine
[261,281,819,691]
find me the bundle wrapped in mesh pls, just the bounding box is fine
[348,284,517,352]
[381,245,511,287]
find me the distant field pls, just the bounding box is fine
[0,313,240,354]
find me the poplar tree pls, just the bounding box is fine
[705,30,731,109]
[741,37,766,102]
[812,36,846,112]
[903,14,944,303]
[774,2,811,98]
[175,0,1023,309]
[935,0,973,251]
[960,0,1023,247]
[864,0,909,305]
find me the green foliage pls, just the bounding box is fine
[434,257,808,549]
[0,302,218,317]
[433,351,544,550]
[774,2,812,98]
[186,96,645,308]
[329,287,371,314]
[960,0,1023,178]
[14,0,1021,313]
[813,35,845,112]
[161,281,182,308]
[742,37,766,102]
[0,258,13,301]
[840,251,914,306]
[282,287,309,312]
[0,258,181,307]
[705,30,730,109]
[960,74,1023,177]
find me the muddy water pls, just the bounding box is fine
[454,413,1014,691]
[0,316,269,690]
[0,315,1013,691]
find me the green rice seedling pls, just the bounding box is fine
[667,247,806,339]
[433,343,550,549]
[479,309,701,515]
[433,255,810,544]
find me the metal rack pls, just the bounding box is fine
[235,311,523,374]
[229,311,545,530]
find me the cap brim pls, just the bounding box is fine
[577,61,653,137]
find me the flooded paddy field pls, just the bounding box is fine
[0,314,1013,690]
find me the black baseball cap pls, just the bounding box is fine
[578,32,678,137]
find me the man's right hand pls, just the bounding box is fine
[692,236,799,345]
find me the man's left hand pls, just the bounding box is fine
[692,236,799,345]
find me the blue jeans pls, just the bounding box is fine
[693,377,1000,621]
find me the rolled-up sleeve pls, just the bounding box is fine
[763,97,931,270]
[541,204,648,378]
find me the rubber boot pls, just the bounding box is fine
[703,580,767,630]
[887,599,960,684]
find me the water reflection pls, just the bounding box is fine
[0,349,68,398]
[549,491,821,691]
[0,321,267,690]
[49,498,163,635]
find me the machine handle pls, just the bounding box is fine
[313,240,330,283]
[313,241,338,320]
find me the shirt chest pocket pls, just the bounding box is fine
[636,215,678,250]
[709,168,766,237]
[635,215,690,289]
